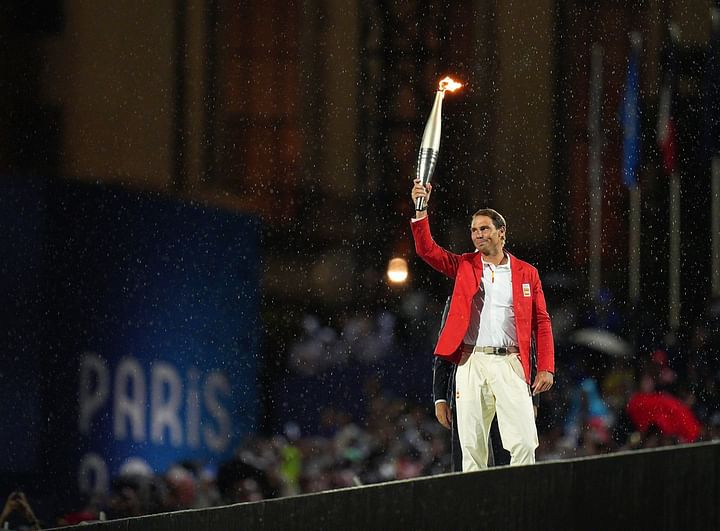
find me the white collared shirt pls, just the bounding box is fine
[463,253,517,347]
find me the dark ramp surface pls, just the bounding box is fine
[54,442,720,531]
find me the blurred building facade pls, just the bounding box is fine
[3,0,716,313]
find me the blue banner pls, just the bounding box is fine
[2,178,262,503]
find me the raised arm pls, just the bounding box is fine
[410,178,461,278]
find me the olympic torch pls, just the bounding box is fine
[414,76,463,211]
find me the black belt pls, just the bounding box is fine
[463,345,520,355]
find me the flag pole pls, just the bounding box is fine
[668,23,681,333]
[588,44,604,300]
[711,7,720,298]
[712,156,720,297]
[629,185,641,304]
[657,23,681,333]
[669,170,681,331]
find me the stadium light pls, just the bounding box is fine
[386,257,409,284]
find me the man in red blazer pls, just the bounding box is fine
[411,178,554,470]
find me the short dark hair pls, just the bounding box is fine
[471,208,506,232]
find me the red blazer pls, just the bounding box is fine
[411,216,554,384]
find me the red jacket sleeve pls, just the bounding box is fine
[409,216,461,279]
[531,268,555,374]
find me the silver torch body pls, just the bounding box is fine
[415,90,445,211]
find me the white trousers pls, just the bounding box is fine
[455,352,538,471]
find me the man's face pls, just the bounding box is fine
[471,215,505,255]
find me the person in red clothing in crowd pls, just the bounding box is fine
[410,179,555,471]
[626,355,701,444]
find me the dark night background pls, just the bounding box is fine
[1,0,719,526]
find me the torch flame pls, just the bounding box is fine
[438,76,463,93]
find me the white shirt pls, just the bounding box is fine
[463,253,517,347]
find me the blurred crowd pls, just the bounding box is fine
[2,385,452,528]
[287,311,398,376]
[4,293,720,529]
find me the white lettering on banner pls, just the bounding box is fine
[114,357,147,441]
[78,452,109,495]
[186,368,201,448]
[79,353,110,434]
[151,362,183,446]
[204,371,232,453]
[77,352,233,451]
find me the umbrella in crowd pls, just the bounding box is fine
[568,328,634,358]
[626,391,702,443]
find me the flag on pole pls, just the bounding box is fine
[621,33,642,188]
[621,33,643,307]
[657,26,679,176]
